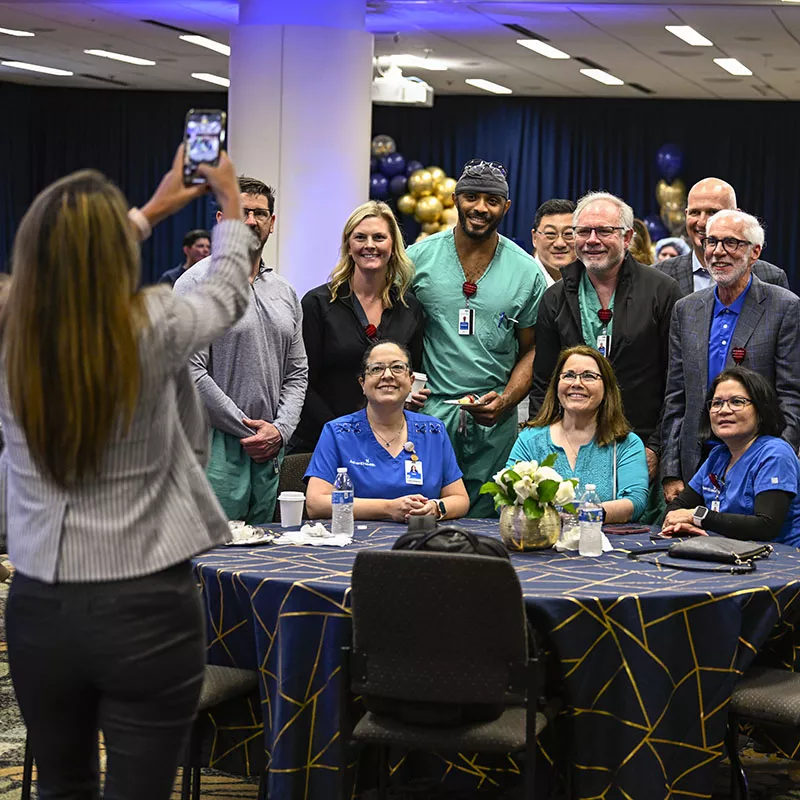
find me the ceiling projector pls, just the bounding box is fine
[372,64,434,107]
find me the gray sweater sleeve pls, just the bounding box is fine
[271,292,308,443]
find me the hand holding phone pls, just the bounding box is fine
[183,109,227,186]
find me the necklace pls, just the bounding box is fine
[368,412,406,448]
[561,422,595,461]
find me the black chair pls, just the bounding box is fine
[272,452,312,523]
[341,549,554,800]
[726,666,800,800]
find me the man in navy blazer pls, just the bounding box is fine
[657,177,789,296]
[661,210,800,502]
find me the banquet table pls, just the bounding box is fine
[193,520,800,800]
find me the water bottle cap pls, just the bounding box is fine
[585,484,596,490]
[337,467,347,473]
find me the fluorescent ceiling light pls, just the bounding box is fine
[580,68,624,86]
[665,25,713,47]
[180,35,230,56]
[465,78,512,94]
[84,49,156,66]
[388,54,447,71]
[1,60,73,76]
[516,39,570,59]
[0,27,34,37]
[713,57,752,76]
[191,72,230,87]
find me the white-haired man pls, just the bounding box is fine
[530,191,682,518]
[661,210,800,501]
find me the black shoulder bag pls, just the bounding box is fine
[628,536,773,574]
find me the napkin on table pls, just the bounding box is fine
[274,522,352,547]
[554,526,614,553]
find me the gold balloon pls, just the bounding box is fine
[655,178,686,208]
[408,169,434,198]
[421,221,441,235]
[441,206,459,228]
[435,177,457,207]
[427,166,446,186]
[661,206,686,234]
[397,194,417,216]
[415,195,444,223]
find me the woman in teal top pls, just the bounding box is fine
[507,345,648,521]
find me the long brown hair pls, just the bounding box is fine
[3,169,146,487]
[530,345,631,446]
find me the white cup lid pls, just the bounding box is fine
[279,491,305,500]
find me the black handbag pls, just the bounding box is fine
[629,535,773,574]
[392,524,509,560]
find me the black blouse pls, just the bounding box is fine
[291,282,424,453]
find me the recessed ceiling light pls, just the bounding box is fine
[516,39,570,59]
[191,72,230,87]
[665,25,713,47]
[84,49,156,66]
[0,26,34,37]
[388,54,447,71]
[180,35,230,56]
[579,68,624,86]
[714,57,752,76]
[465,78,512,94]
[1,60,72,76]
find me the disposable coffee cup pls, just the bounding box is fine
[406,372,428,402]
[278,491,305,528]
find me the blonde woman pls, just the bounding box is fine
[0,146,250,799]
[293,201,425,452]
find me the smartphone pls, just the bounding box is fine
[183,109,227,186]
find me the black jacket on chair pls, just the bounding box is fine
[528,253,682,454]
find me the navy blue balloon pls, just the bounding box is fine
[380,152,406,178]
[389,175,408,196]
[370,156,378,173]
[644,214,668,242]
[405,160,424,176]
[369,172,389,200]
[656,144,683,182]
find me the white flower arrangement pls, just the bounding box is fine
[480,453,579,519]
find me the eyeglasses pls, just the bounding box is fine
[701,236,752,255]
[364,362,411,378]
[559,370,602,384]
[462,159,508,179]
[573,226,625,240]
[536,228,575,243]
[707,396,752,412]
[243,208,272,221]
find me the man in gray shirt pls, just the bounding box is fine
[175,176,308,523]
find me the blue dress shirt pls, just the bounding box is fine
[707,276,752,388]
[692,251,714,293]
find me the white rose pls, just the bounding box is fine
[512,460,538,478]
[535,466,563,484]
[513,475,536,504]
[492,469,508,485]
[554,480,576,506]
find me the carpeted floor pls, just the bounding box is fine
[1,574,800,800]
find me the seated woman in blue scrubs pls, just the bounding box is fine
[507,345,648,522]
[663,368,800,544]
[305,341,469,522]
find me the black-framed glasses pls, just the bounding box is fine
[462,159,508,179]
[536,228,575,243]
[573,226,625,240]
[559,370,602,384]
[701,236,752,255]
[707,396,752,412]
[243,207,272,221]
[364,362,411,378]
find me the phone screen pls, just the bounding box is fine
[183,109,226,185]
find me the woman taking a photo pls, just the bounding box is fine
[507,345,649,522]
[1,146,251,798]
[663,368,800,542]
[293,201,425,453]
[305,340,469,522]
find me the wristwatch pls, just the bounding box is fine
[435,499,447,520]
[692,506,710,528]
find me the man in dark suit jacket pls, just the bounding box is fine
[657,177,789,295]
[661,210,800,502]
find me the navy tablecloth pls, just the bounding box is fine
[193,520,800,800]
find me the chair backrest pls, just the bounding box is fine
[351,550,528,713]
[273,452,312,522]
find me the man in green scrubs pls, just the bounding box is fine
[408,160,547,517]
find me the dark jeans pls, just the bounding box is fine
[6,562,205,800]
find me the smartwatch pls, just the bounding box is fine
[692,506,710,528]
[436,499,447,520]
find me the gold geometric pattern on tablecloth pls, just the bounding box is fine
[194,521,800,800]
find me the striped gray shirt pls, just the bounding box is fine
[0,219,253,583]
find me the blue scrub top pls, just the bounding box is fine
[689,436,800,546]
[305,409,463,500]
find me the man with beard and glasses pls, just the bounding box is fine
[530,191,682,522]
[175,176,308,523]
[407,159,546,517]
[661,210,800,501]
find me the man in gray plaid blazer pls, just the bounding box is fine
[661,210,800,501]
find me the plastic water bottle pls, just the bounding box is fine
[331,467,354,538]
[578,484,604,557]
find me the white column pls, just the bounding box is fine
[228,0,372,299]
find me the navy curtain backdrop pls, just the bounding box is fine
[1,81,798,287]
